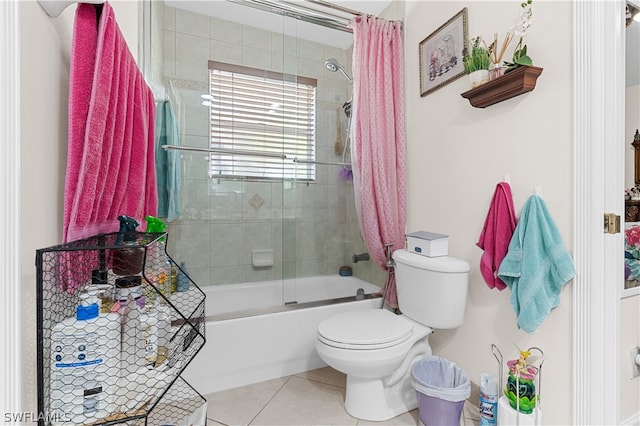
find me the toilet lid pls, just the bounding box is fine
[318,310,414,350]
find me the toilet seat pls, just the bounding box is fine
[317,309,414,350]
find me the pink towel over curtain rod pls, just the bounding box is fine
[63,1,157,243]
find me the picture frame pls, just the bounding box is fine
[419,8,469,97]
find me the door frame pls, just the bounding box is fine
[0,0,23,417]
[573,0,624,424]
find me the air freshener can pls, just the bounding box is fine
[479,372,498,426]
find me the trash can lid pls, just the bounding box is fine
[318,310,414,349]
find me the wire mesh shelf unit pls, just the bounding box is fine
[36,232,206,426]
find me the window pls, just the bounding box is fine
[208,61,317,181]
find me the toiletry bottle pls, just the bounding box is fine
[85,283,113,314]
[114,275,145,310]
[140,310,159,366]
[479,372,499,426]
[155,304,172,366]
[177,261,190,292]
[145,215,171,297]
[113,215,144,276]
[50,293,120,425]
[170,266,178,294]
[119,292,147,376]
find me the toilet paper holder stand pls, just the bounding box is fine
[491,344,544,425]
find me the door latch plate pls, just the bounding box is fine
[604,213,621,234]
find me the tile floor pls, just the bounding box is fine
[204,367,480,426]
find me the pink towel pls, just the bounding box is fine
[63,1,157,243]
[476,182,517,290]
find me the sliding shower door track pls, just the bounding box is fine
[206,292,382,322]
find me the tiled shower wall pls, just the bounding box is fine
[161,5,385,289]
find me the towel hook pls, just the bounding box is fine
[502,173,511,184]
[534,186,543,197]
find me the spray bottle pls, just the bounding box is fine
[479,372,499,426]
[113,215,144,276]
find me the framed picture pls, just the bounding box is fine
[419,8,468,97]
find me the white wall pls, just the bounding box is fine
[19,0,140,413]
[404,1,573,423]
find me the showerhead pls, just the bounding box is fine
[324,58,353,84]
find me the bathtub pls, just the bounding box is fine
[182,275,382,395]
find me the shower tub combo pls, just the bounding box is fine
[182,275,381,395]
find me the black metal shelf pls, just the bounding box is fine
[36,232,206,426]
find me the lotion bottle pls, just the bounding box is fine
[50,293,120,424]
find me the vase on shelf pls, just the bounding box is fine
[489,64,505,80]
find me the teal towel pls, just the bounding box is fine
[155,101,181,221]
[497,195,575,333]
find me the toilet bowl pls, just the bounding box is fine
[315,249,470,421]
[315,309,432,421]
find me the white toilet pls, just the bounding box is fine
[315,249,470,421]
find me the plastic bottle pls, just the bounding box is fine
[50,293,120,424]
[479,372,499,426]
[170,266,178,294]
[155,304,172,366]
[113,216,144,276]
[114,275,145,310]
[177,261,190,292]
[119,293,147,376]
[145,216,171,297]
[140,311,159,366]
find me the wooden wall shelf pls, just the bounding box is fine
[461,66,543,108]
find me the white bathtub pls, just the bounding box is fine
[182,275,381,394]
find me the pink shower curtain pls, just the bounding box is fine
[350,16,406,308]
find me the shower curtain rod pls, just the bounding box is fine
[226,0,363,33]
[162,144,351,166]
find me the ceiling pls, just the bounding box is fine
[164,0,392,49]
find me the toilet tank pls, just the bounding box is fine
[392,249,470,329]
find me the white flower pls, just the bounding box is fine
[512,0,534,37]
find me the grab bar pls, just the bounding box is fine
[293,158,351,167]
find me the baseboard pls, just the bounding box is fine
[620,411,640,426]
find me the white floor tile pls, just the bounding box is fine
[356,409,419,425]
[204,372,480,426]
[462,400,480,422]
[295,366,347,389]
[205,376,288,425]
[250,376,357,425]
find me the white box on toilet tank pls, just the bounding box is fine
[406,231,448,257]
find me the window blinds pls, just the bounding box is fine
[208,61,317,181]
